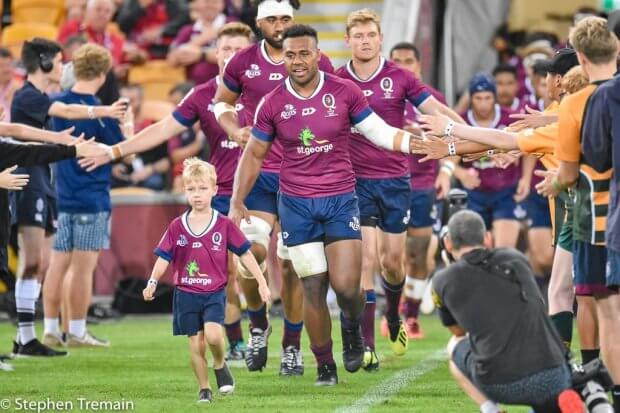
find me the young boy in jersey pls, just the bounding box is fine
[143,158,270,403]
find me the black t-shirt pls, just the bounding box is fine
[433,248,567,385]
[11,81,55,197]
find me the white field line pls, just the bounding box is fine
[335,349,447,413]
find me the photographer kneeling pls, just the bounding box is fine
[433,210,576,413]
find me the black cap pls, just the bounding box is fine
[535,48,579,76]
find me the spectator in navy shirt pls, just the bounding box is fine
[42,43,134,348]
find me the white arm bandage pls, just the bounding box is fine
[354,112,411,154]
[213,102,236,121]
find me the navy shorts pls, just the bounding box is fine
[212,194,231,216]
[466,186,519,229]
[10,189,57,234]
[523,192,552,228]
[409,188,436,229]
[278,191,361,247]
[572,240,613,296]
[173,288,226,336]
[356,176,411,234]
[245,171,279,216]
[605,248,620,292]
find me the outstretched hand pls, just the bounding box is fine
[0,165,29,191]
[418,112,452,136]
[508,105,557,131]
[534,169,560,197]
[410,135,448,161]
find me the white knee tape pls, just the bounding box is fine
[288,242,327,278]
[240,216,272,250]
[238,260,267,280]
[404,276,428,300]
[276,232,290,260]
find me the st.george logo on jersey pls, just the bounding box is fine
[322,93,337,117]
[297,127,332,155]
[281,104,297,120]
[381,77,394,99]
[245,64,261,79]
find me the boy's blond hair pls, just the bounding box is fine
[217,22,254,40]
[72,43,112,81]
[346,8,381,35]
[182,157,217,187]
[561,66,589,94]
[569,16,618,64]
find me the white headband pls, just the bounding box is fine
[256,0,294,20]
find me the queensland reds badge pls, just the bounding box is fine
[380,77,394,99]
[322,93,337,117]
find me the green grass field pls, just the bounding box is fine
[0,316,532,413]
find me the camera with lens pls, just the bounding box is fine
[570,359,614,412]
[438,188,469,263]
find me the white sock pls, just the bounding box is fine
[480,400,500,413]
[15,279,38,345]
[69,319,86,338]
[44,318,60,335]
[405,276,428,300]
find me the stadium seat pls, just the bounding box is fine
[110,187,156,196]
[141,100,175,122]
[128,60,186,101]
[11,0,65,26]
[1,23,59,58]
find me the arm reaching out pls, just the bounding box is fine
[79,114,186,172]
[239,251,271,303]
[418,113,519,150]
[229,137,271,226]
[0,166,29,191]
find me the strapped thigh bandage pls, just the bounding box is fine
[239,215,272,250]
[288,242,328,278]
[276,232,290,260]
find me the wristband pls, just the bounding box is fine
[440,160,455,176]
[440,165,454,177]
[444,120,455,137]
[111,145,123,161]
[147,279,158,287]
[87,106,96,119]
[448,142,457,156]
[124,122,134,129]
[443,160,455,171]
